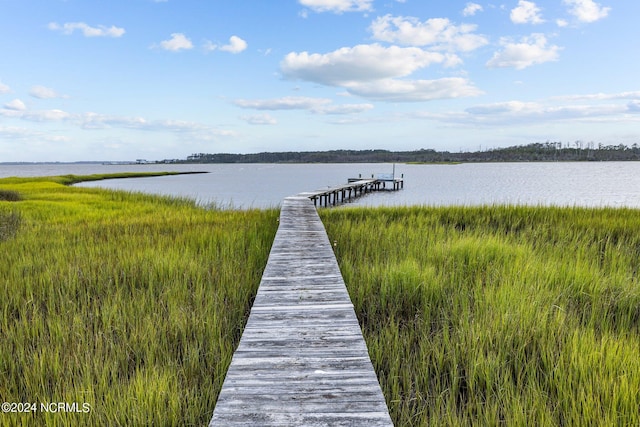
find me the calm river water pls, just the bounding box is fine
[2,162,639,209]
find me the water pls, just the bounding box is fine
[2,162,640,209]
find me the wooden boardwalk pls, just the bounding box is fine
[209,196,393,426]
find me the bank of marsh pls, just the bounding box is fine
[0,174,279,426]
[2,174,639,426]
[322,205,640,426]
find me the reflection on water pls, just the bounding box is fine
[2,162,640,209]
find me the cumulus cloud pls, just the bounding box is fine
[486,34,561,69]
[281,44,450,86]
[563,0,610,23]
[234,96,374,114]
[220,36,248,53]
[3,99,26,111]
[204,36,248,53]
[510,1,545,24]
[280,44,483,102]
[298,0,373,14]
[29,85,66,99]
[158,33,193,51]
[48,22,125,37]
[369,15,488,52]
[462,3,483,17]
[0,81,10,94]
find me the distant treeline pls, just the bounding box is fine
[172,142,640,164]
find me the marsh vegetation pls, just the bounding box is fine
[0,174,278,425]
[322,206,640,426]
[3,173,639,426]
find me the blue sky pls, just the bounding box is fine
[1,0,637,162]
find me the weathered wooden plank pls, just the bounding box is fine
[211,411,393,427]
[209,197,392,426]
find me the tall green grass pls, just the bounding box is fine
[5,174,639,426]
[0,176,279,426]
[322,205,640,426]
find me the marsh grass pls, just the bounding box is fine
[0,210,21,241]
[0,175,278,426]
[0,189,23,201]
[322,205,640,426]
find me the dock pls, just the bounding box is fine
[209,196,393,426]
[299,175,404,207]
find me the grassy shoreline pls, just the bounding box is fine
[0,170,208,186]
[2,174,639,425]
[321,205,640,426]
[0,174,278,425]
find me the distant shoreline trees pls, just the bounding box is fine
[163,142,640,164]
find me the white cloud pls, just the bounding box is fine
[0,81,10,94]
[320,103,374,114]
[29,85,65,99]
[369,15,488,52]
[235,96,332,111]
[463,101,632,124]
[563,0,610,23]
[486,34,561,69]
[79,113,235,137]
[159,33,193,51]
[0,126,70,143]
[22,109,72,122]
[553,91,640,101]
[234,96,373,114]
[414,92,640,127]
[556,19,569,27]
[466,101,541,115]
[240,114,278,125]
[344,77,483,102]
[48,22,125,37]
[281,44,449,86]
[462,3,483,17]
[1,104,235,139]
[298,0,373,14]
[1,105,70,122]
[219,36,248,53]
[3,99,26,111]
[510,1,545,24]
[204,36,248,53]
[281,44,483,102]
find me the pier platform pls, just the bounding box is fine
[300,176,403,207]
[209,197,393,426]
